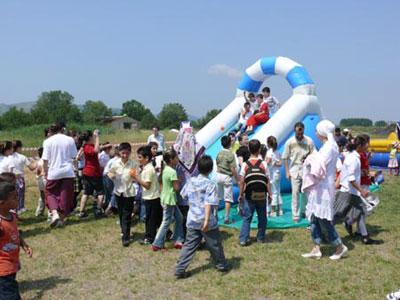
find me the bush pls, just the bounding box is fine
[339,118,373,127]
[374,120,388,127]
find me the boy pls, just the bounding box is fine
[216,136,239,224]
[175,155,228,279]
[262,86,280,115]
[133,146,162,245]
[108,143,138,247]
[238,139,272,246]
[0,177,32,299]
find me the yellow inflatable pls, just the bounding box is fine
[370,132,399,152]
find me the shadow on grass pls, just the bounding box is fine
[267,230,286,243]
[20,276,72,300]
[366,224,387,237]
[189,256,243,277]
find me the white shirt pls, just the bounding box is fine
[147,133,165,152]
[264,96,280,114]
[339,151,361,196]
[42,134,78,180]
[266,148,281,174]
[305,141,339,221]
[98,151,110,169]
[103,156,118,176]
[10,152,31,176]
[0,155,14,173]
[238,109,252,125]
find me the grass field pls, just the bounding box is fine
[16,171,400,300]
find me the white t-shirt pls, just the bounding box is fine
[266,148,281,174]
[10,152,31,176]
[339,151,361,196]
[264,96,280,114]
[103,156,118,176]
[0,155,14,173]
[42,134,78,180]
[98,151,110,169]
[147,134,165,152]
[238,109,252,125]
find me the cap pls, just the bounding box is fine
[343,128,350,133]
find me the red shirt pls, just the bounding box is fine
[83,144,102,177]
[360,151,371,185]
[0,214,20,276]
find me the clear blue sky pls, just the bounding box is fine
[1,0,399,122]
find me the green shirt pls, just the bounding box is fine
[216,149,236,176]
[161,165,178,205]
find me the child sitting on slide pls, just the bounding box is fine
[235,102,252,134]
[246,94,270,135]
[244,92,258,112]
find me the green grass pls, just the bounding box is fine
[17,173,400,299]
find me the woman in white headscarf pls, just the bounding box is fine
[301,120,348,260]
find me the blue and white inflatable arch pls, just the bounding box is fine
[195,56,323,192]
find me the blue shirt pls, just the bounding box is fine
[180,174,219,230]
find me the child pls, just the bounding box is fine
[235,102,252,134]
[388,142,399,176]
[262,86,280,115]
[11,140,37,214]
[0,176,32,299]
[238,139,272,246]
[243,92,258,112]
[246,94,270,134]
[175,155,228,279]
[216,136,239,224]
[133,146,162,245]
[35,147,47,217]
[108,143,139,247]
[266,136,283,216]
[152,149,184,251]
[103,151,119,215]
[148,141,162,174]
[0,141,14,174]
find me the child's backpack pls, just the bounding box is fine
[244,159,269,201]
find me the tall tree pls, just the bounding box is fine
[0,107,32,129]
[158,103,188,129]
[82,100,112,124]
[122,99,150,121]
[31,90,82,124]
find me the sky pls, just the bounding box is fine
[1,0,399,123]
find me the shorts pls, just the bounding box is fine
[82,176,104,196]
[216,172,234,203]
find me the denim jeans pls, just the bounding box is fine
[239,199,267,243]
[310,214,342,246]
[153,204,184,248]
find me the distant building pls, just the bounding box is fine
[102,115,139,130]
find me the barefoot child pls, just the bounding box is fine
[175,155,228,279]
[0,176,32,299]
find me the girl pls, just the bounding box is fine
[388,142,399,176]
[11,140,37,214]
[302,120,348,260]
[266,136,283,216]
[0,141,14,174]
[152,149,184,251]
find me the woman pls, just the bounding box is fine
[301,120,348,260]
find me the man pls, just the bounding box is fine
[147,126,165,154]
[262,86,280,115]
[42,122,78,227]
[282,122,315,222]
[334,127,348,146]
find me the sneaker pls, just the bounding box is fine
[77,211,88,218]
[343,222,353,236]
[17,208,27,215]
[329,245,348,260]
[361,236,383,245]
[50,215,61,228]
[122,240,130,247]
[151,245,166,252]
[174,242,183,249]
[35,207,44,217]
[386,289,400,300]
[278,209,283,216]
[257,238,267,244]
[216,265,229,272]
[139,238,152,245]
[175,271,191,279]
[302,250,322,260]
[239,240,250,247]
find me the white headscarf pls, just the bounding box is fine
[316,119,337,148]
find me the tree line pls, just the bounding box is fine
[339,118,389,127]
[0,90,220,130]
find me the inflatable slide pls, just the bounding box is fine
[369,122,400,168]
[195,56,322,193]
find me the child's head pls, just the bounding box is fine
[359,134,370,148]
[244,102,251,112]
[221,136,232,149]
[38,147,44,158]
[256,94,263,105]
[347,135,367,152]
[12,140,23,153]
[198,155,213,176]
[81,130,94,144]
[238,133,249,146]
[137,145,152,166]
[267,136,278,151]
[0,180,17,212]
[262,86,270,97]
[163,148,179,167]
[248,93,255,101]
[102,142,113,154]
[0,141,13,156]
[118,143,131,161]
[248,139,261,156]
[148,142,159,157]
